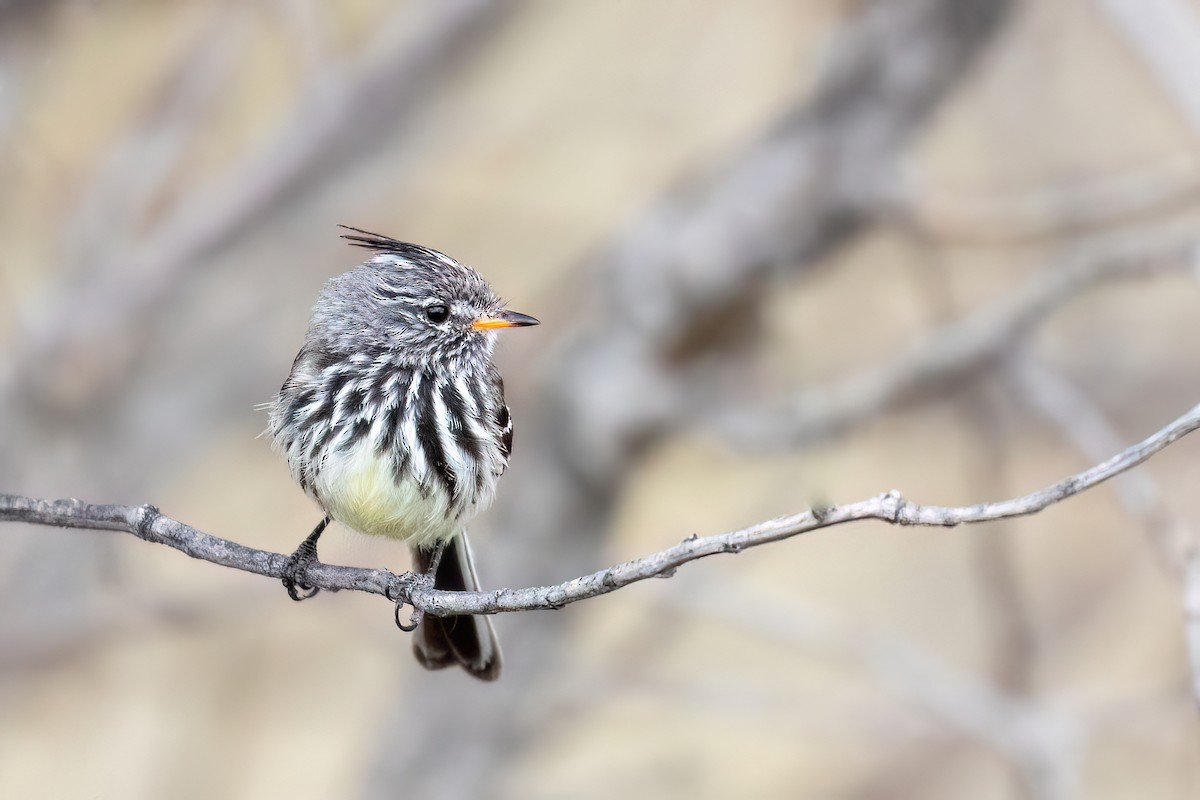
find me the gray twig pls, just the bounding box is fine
[4,402,1198,618]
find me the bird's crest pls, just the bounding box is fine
[338,225,449,264]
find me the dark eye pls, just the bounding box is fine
[425,303,450,323]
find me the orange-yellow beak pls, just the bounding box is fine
[472,310,540,330]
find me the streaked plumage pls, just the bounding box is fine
[266,228,538,680]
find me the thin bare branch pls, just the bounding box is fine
[3,402,1197,618]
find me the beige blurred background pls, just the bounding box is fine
[3,0,1200,798]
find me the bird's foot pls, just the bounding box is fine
[391,540,446,631]
[282,542,319,601]
[392,594,423,632]
[282,516,330,601]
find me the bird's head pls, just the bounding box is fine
[310,227,539,371]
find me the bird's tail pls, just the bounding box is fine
[411,533,502,681]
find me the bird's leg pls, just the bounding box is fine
[414,539,447,595]
[282,516,330,601]
[425,539,447,580]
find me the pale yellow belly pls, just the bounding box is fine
[313,440,457,548]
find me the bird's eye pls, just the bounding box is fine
[425,304,450,323]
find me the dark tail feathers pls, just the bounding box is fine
[411,533,502,681]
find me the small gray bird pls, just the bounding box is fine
[266,227,539,680]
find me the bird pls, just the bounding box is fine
[265,226,539,680]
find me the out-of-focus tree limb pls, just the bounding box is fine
[4,399,1198,616]
[1185,556,1200,710]
[2,0,509,407]
[58,7,252,283]
[0,588,262,671]
[1095,0,1200,132]
[714,232,1199,450]
[885,157,1200,245]
[672,583,1080,800]
[1008,356,1200,711]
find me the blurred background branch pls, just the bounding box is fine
[2,0,508,415]
[710,231,1198,450]
[1095,0,1200,132]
